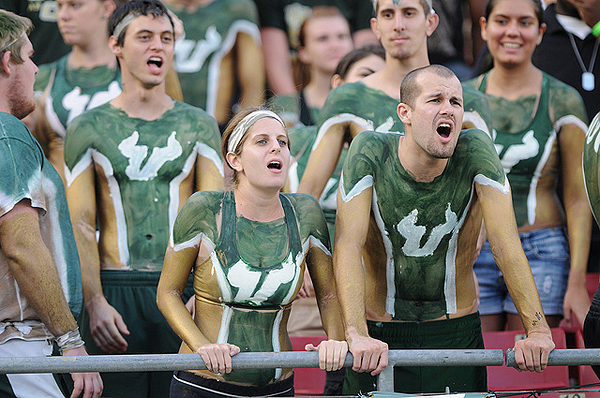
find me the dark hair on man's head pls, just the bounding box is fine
[334,44,385,80]
[373,0,432,16]
[484,0,543,25]
[400,64,457,108]
[0,10,33,64]
[108,0,173,46]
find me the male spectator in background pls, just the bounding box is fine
[64,1,223,397]
[298,0,492,201]
[165,0,265,131]
[0,9,102,398]
[334,64,555,394]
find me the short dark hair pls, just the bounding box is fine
[400,64,457,108]
[108,0,174,46]
[484,0,543,25]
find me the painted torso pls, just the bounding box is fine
[169,0,260,114]
[35,55,122,138]
[467,72,588,227]
[64,101,222,270]
[0,112,82,343]
[340,130,506,321]
[288,125,345,224]
[171,191,331,385]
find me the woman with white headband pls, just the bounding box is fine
[157,106,348,397]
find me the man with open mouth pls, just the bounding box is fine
[333,64,555,394]
[63,1,224,397]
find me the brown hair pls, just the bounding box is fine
[400,64,457,108]
[0,10,33,64]
[221,106,289,187]
[293,6,350,91]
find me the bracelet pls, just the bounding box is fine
[56,328,85,353]
[593,21,600,38]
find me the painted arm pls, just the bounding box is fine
[195,154,224,192]
[305,245,348,371]
[236,32,266,109]
[333,187,388,375]
[298,122,348,199]
[0,200,103,398]
[560,123,592,327]
[66,165,129,354]
[478,182,555,372]
[157,244,239,374]
[260,27,296,95]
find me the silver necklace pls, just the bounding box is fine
[567,31,599,91]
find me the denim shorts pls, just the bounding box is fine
[473,226,569,315]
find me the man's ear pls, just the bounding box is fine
[109,35,122,57]
[1,51,12,77]
[370,17,381,41]
[397,102,411,124]
[426,12,439,37]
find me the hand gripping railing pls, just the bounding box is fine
[2,349,600,392]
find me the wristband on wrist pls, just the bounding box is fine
[593,21,600,38]
[56,327,85,353]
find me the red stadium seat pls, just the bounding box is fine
[483,328,569,391]
[290,335,328,396]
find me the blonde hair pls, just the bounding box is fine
[0,10,33,64]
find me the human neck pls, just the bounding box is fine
[111,81,172,120]
[304,68,333,110]
[485,63,541,100]
[68,39,116,69]
[364,55,430,98]
[397,135,448,183]
[233,183,283,222]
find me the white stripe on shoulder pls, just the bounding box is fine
[314,113,374,150]
[196,142,224,177]
[303,235,332,257]
[339,173,373,203]
[171,232,214,252]
[555,115,588,134]
[64,148,94,187]
[474,174,510,194]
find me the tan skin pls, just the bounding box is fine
[298,0,440,199]
[67,15,223,354]
[163,0,266,125]
[333,69,555,376]
[157,118,348,380]
[0,38,102,398]
[477,0,592,331]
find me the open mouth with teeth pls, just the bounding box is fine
[148,57,163,70]
[437,123,451,138]
[267,160,282,170]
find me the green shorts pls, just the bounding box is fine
[80,270,193,398]
[343,312,487,395]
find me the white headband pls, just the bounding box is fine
[227,110,285,153]
[112,13,139,40]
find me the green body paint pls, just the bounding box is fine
[584,112,600,225]
[466,72,588,227]
[168,0,260,113]
[35,55,122,136]
[341,129,505,321]
[64,101,222,270]
[172,191,331,385]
